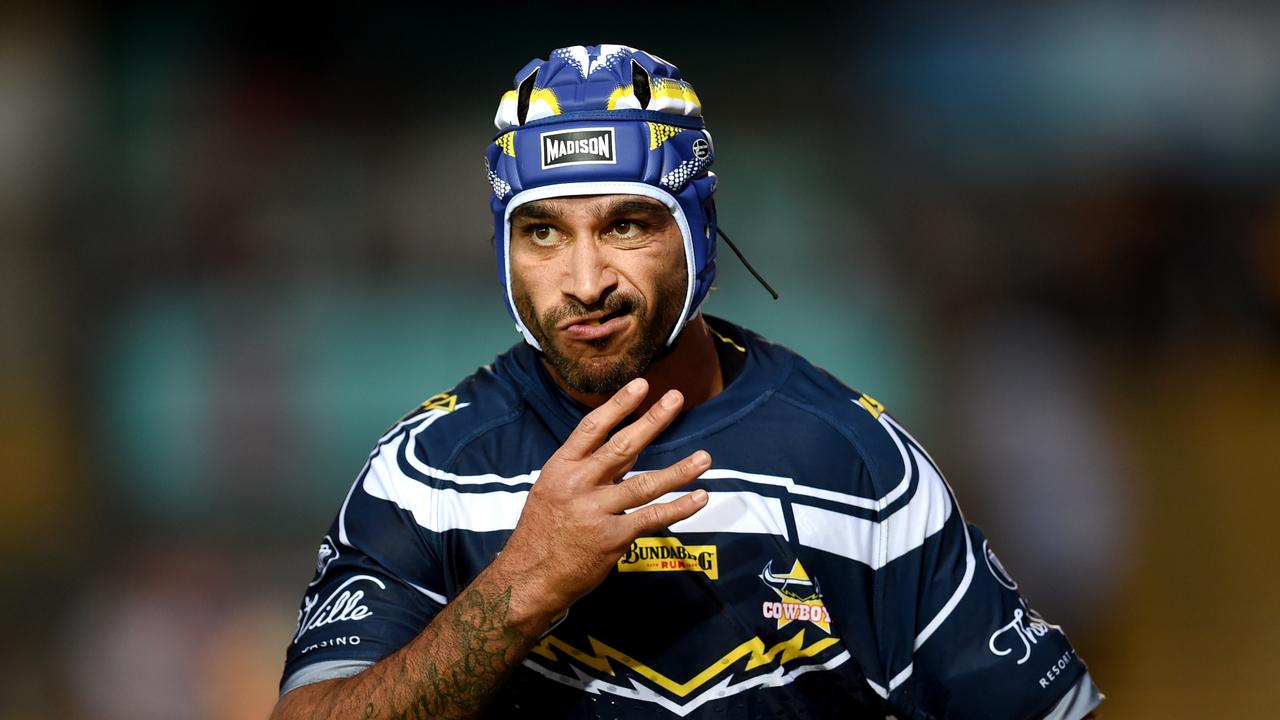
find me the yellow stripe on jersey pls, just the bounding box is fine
[709,326,746,353]
[529,628,839,698]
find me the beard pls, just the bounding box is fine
[512,270,688,396]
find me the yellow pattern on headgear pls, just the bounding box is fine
[493,87,564,129]
[607,85,636,110]
[647,122,682,151]
[650,77,703,108]
[495,133,515,157]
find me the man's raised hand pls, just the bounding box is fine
[497,377,711,613]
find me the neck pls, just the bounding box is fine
[543,313,724,416]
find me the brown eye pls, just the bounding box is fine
[529,225,559,245]
[612,220,639,238]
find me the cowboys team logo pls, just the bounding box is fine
[759,559,833,634]
[309,535,339,586]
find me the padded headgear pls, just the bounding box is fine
[485,44,718,350]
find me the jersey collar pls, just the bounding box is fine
[498,314,791,450]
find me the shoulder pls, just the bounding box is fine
[346,339,535,496]
[380,354,528,469]
[339,348,533,540]
[712,320,961,583]
[729,319,927,503]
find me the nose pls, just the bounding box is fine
[561,236,619,306]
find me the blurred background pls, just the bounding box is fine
[3,2,1277,717]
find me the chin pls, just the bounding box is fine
[549,342,650,396]
[565,356,639,393]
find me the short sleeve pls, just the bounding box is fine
[279,414,449,697]
[869,413,1104,720]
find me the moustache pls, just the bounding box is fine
[543,292,642,328]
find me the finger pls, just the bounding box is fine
[626,488,710,536]
[591,388,685,471]
[554,377,649,460]
[605,450,710,513]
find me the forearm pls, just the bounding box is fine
[272,557,558,720]
[274,382,707,719]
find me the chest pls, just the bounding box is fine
[434,497,872,717]
[423,423,886,716]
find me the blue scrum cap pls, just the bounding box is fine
[484,44,718,351]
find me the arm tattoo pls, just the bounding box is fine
[367,586,530,720]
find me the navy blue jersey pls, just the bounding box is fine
[280,315,1103,719]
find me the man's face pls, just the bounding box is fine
[508,193,688,396]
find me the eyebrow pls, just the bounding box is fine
[510,198,672,224]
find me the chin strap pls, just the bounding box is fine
[717,227,779,300]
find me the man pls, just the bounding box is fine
[272,45,1104,719]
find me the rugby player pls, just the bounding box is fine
[272,44,1103,719]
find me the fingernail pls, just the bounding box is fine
[693,450,710,466]
[691,489,708,504]
[661,390,681,408]
[627,378,645,395]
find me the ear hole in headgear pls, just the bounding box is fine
[631,59,651,109]
[516,67,539,125]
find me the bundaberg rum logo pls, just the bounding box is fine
[617,537,718,580]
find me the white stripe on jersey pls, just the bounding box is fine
[363,432,530,532]
[406,579,448,605]
[790,443,951,569]
[337,406,464,546]
[878,409,979,683]
[623,490,791,538]
[392,405,922,508]
[356,408,953,567]
[679,410,916,511]
[366,434,790,537]
[858,413,978,699]
[404,416,542,486]
[866,516,976,698]
[696,465,909,511]
[913,501,974,652]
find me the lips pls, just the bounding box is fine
[561,309,631,341]
[558,311,606,330]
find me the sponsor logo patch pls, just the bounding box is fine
[541,127,617,169]
[1039,649,1077,688]
[421,392,459,413]
[759,559,832,633]
[309,535,340,586]
[299,635,362,655]
[617,537,717,580]
[988,599,1062,665]
[294,574,384,644]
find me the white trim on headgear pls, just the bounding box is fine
[503,181,697,351]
